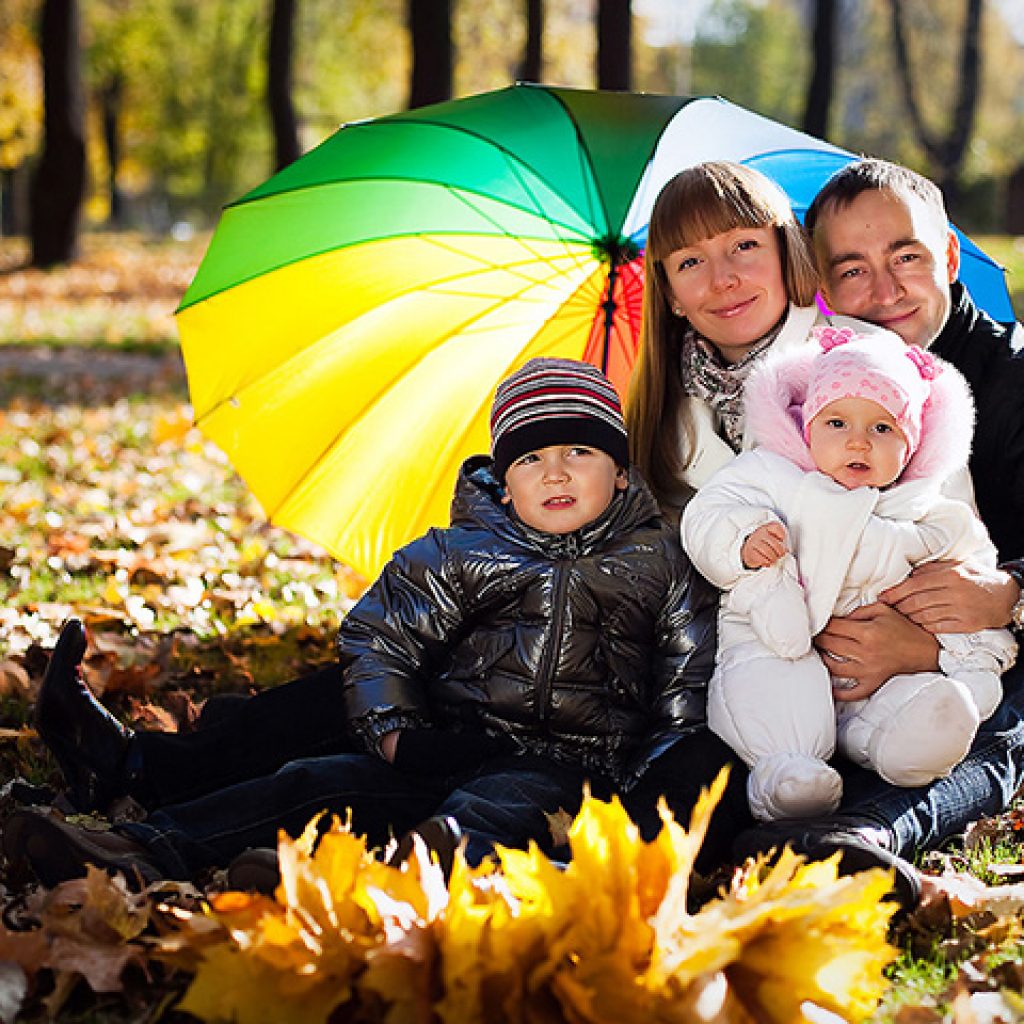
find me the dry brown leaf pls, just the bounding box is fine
[544,806,574,848]
[0,961,29,1024]
[894,1005,944,1022]
[0,659,31,699]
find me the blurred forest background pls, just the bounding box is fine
[3,0,1024,268]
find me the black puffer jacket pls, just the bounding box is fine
[339,456,716,785]
[931,283,1024,562]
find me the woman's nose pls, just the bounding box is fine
[709,258,738,290]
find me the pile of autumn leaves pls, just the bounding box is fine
[5,773,898,1023]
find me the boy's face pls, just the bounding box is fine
[807,396,910,490]
[502,445,627,534]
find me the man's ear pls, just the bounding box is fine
[945,228,961,283]
[500,490,512,504]
[615,468,628,491]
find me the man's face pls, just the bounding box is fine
[813,188,960,348]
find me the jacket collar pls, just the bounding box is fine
[453,457,660,557]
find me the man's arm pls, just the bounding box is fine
[880,560,1019,633]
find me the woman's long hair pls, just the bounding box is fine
[625,161,819,508]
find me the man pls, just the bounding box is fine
[737,158,1024,902]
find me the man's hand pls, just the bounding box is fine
[815,603,940,701]
[880,560,1018,634]
[741,522,788,569]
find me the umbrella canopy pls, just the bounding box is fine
[177,84,1013,580]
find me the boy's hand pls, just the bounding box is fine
[393,728,516,776]
[880,560,1019,633]
[380,730,400,763]
[741,522,788,569]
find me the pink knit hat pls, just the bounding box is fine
[801,325,939,456]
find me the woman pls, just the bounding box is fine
[623,160,987,910]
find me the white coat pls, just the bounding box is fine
[681,336,1017,822]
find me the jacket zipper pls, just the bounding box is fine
[536,535,579,724]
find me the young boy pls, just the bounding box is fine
[7,358,727,888]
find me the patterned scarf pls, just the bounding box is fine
[679,318,786,451]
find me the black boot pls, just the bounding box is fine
[34,619,133,812]
[733,814,922,911]
[387,815,463,882]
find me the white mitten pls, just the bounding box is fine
[726,553,812,659]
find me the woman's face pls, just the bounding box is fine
[661,225,788,364]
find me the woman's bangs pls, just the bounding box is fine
[650,174,778,259]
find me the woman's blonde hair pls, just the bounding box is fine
[625,161,819,507]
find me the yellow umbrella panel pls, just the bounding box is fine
[178,234,610,578]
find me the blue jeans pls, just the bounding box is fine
[831,660,1024,856]
[119,752,606,878]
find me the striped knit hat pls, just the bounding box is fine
[490,358,629,480]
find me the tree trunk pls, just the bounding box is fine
[268,0,300,172]
[519,0,543,82]
[802,0,837,139]
[889,0,983,208]
[407,0,452,109]
[100,73,125,227]
[30,0,86,268]
[596,0,632,90]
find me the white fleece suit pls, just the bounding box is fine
[681,338,1017,822]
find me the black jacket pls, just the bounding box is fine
[931,283,1024,562]
[339,457,716,785]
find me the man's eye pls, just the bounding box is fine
[838,267,862,280]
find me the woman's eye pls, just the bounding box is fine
[676,256,698,271]
[735,238,759,252]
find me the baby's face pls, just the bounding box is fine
[806,396,910,490]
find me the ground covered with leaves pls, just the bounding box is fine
[3,236,1024,1022]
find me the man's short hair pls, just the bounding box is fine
[804,158,949,236]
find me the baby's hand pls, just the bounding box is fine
[741,522,788,569]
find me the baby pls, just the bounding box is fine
[682,325,1016,821]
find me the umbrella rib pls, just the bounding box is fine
[231,98,608,240]
[250,258,599,524]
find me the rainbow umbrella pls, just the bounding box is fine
[177,84,1012,580]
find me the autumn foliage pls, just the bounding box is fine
[150,772,897,1024]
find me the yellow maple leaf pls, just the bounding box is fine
[165,769,897,1024]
